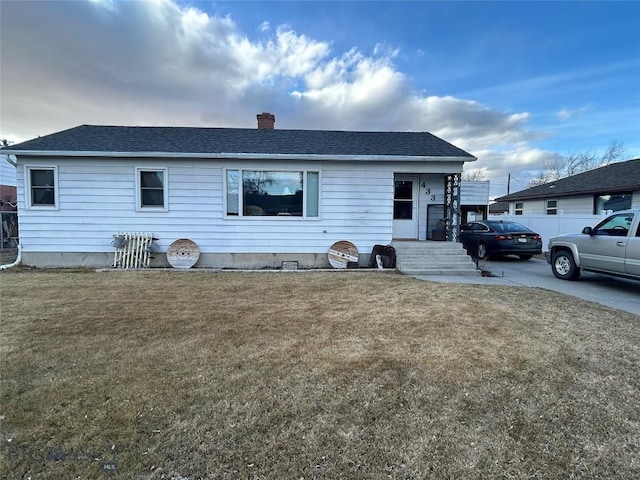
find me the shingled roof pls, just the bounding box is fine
[496,158,640,201]
[2,124,475,159]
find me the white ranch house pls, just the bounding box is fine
[2,114,478,269]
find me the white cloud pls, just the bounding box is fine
[259,21,270,32]
[468,146,563,198]
[0,0,550,192]
[556,105,590,120]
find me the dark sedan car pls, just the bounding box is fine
[460,220,542,260]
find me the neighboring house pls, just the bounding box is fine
[488,201,509,215]
[1,155,18,252]
[496,158,640,216]
[0,154,17,211]
[1,113,476,268]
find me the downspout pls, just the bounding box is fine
[1,153,20,269]
[0,243,22,270]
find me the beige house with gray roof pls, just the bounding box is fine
[496,158,640,216]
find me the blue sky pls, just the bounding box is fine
[1,0,639,197]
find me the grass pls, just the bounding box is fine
[0,269,638,479]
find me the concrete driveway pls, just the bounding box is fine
[414,256,640,316]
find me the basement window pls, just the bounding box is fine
[136,168,168,211]
[226,169,319,218]
[27,166,58,209]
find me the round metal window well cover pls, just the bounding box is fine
[328,240,359,269]
[167,239,200,269]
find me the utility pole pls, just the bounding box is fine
[507,173,511,195]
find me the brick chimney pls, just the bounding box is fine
[257,112,275,129]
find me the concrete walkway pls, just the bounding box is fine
[412,256,640,317]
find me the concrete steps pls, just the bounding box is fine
[392,240,480,276]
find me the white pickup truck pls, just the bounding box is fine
[546,209,640,281]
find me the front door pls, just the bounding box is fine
[393,175,418,239]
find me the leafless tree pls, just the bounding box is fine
[528,140,625,187]
[462,169,486,181]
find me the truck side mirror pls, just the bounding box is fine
[582,226,593,235]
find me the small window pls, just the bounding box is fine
[306,172,319,217]
[226,170,239,216]
[137,168,167,210]
[27,166,58,208]
[546,199,557,215]
[514,202,523,215]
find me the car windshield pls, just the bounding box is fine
[491,222,531,233]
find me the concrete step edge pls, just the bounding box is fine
[395,255,470,259]
[398,269,481,276]
[397,265,478,271]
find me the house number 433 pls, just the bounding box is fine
[422,184,437,201]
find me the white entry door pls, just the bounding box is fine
[393,175,419,239]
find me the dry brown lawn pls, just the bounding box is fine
[0,269,638,479]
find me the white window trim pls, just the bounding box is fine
[135,167,168,212]
[25,165,59,210]
[224,168,321,220]
[514,202,523,215]
[546,199,558,215]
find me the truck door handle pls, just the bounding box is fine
[616,241,625,246]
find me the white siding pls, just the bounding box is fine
[461,181,490,205]
[510,200,545,215]
[17,157,417,255]
[555,195,594,214]
[1,155,17,186]
[512,196,594,215]
[509,192,640,215]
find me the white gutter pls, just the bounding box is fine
[1,150,477,163]
[3,155,17,167]
[0,243,22,270]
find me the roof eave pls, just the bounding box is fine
[6,150,476,162]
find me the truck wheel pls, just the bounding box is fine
[552,250,580,280]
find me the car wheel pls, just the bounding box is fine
[519,255,533,260]
[552,250,580,280]
[477,243,488,260]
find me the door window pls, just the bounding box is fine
[394,181,413,219]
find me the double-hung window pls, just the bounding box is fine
[27,166,58,208]
[546,199,558,215]
[136,168,167,211]
[514,202,523,215]
[226,169,319,218]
